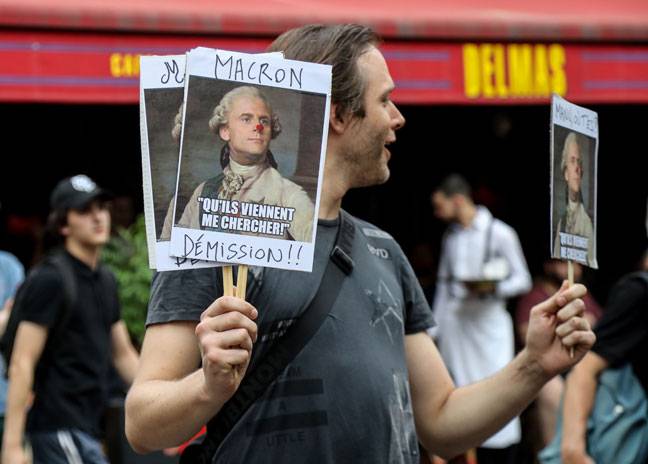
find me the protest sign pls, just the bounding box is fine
[140,54,221,271]
[550,94,598,269]
[169,48,331,272]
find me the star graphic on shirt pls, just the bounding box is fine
[365,280,403,344]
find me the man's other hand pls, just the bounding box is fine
[524,281,596,378]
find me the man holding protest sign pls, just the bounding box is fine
[126,24,595,463]
[2,175,139,464]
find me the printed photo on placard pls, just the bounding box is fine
[550,95,598,269]
[169,48,331,272]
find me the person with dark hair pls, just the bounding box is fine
[176,85,315,242]
[430,173,532,463]
[1,175,139,464]
[125,25,595,464]
[553,132,596,268]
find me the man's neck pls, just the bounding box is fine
[568,189,580,203]
[317,155,348,220]
[457,202,477,228]
[65,240,101,269]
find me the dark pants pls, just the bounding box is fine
[476,444,519,464]
[29,429,109,464]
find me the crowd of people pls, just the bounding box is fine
[0,22,645,464]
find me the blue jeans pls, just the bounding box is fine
[28,429,108,464]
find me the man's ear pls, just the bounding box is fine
[60,225,70,238]
[329,103,351,135]
[219,125,230,142]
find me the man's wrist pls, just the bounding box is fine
[2,431,24,449]
[514,348,553,387]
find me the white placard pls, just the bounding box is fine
[140,54,220,271]
[169,48,332,272]
[550,95,599,269]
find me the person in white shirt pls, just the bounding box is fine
[176,85,315,243]
[553,131,596,267]
[430,174,532,464]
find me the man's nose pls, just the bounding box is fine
[90,206,104,219]
[391,103,405,130]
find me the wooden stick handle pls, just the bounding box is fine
[236,265,248,299]
[567,260,574,358]
[222,266,234,297]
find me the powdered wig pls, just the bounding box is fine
[171,103,183,142]
[560,132,584,174]
[208,86,282,139]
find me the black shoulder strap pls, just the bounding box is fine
[634,271,648,285]
[49,253,77,316]
[631,271,648,300]
[483,216,495,264]
[181,211,355,464]
[43,253,78,348]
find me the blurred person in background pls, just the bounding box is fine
[430,173,532,464]
[0,243,25,450]
[1,175,139,464]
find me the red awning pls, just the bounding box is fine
[1,0,648,42]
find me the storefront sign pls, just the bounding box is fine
[1,31,647,104]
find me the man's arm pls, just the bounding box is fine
[111,320,139,386]
[560,351,607,464]
[125,296,257,453]
[1,322,48,464]
[408,282,595,459]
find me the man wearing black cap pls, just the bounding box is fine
[1,175,139,464]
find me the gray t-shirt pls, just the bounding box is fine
[148,212,435,463]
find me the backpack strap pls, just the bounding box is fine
[47,253,78,334]
[181,210,355,464]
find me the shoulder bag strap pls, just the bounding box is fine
[181,211,355,464]
[482,217,495,265]
[46,253,78,343]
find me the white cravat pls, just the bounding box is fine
[220,158,268,199]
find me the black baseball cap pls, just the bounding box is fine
[49,175,113,211]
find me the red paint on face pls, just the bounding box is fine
[255,123,264,133]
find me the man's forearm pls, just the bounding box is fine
[125,368,228,453]
[561,363,598,455]
[2,359,34,450]
[114,349,139,386]
[422,349,547,457]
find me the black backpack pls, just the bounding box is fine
[0,253,77,373]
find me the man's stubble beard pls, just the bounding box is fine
[342,125,390,189]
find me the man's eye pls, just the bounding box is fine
[259,118,270,125]
[241,116,251,123]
